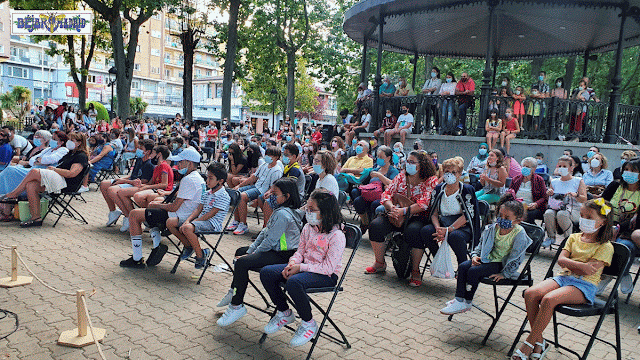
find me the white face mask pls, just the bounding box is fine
[590,158,601,168]
[443,172,457,185]
[579,217,600,234]
[66,140,76,150]
[558,167,569,177]
[488,161,497,167]
[306,211,321,226]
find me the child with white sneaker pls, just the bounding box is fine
[166,162,230,269]
[259,189,345,347]
[216,177,303,327]
[440,192,531,316]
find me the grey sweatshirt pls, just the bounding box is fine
[247,207,303,254]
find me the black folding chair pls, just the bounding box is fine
[303,174,313,201]
[41,165,91,227]
[258,223,362,360]
[508,242,631,360]
[447,222,544,345]
[477,200,490,231]
[624,254,640,305]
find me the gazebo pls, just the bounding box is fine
[343,0,640,143]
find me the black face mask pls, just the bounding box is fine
[413,144,419,150]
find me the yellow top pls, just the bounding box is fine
[558,233,614,285]
[488,225,522,262]
[343,155,373,170]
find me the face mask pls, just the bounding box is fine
[432,159,438,166]
[521,167,532,177]
[515,90,521,95]
[590,158,601,168]
[286,136,292,142]
[446,78,452,83]
[178,167,188,175]
[621,159,627,167]
[488,161,497,167]
[33,138,42,147]
[172,143,179,150]
[394,147,401,153]
[402,109,408,114]
[501,81,507,87]
[261,142,266,148]
[431,72,437,78]
[587,151,596,159]
[623,171,639,184]
[268,194,281,209]
[313,164,324,174]
[558,167,569,176]
[579,86,585,91]
[306,211,321,226]
[264,155,273,164]
[352,138,357,145]
[392,153,399,165]
[376,158,386,167]
[539,76,544,81]
[479,148,487,156]
[66,140,76,150]
[496,216,513,229]
[282,155,290,165]
[355,145,363,154]
[506,112,512,118]
[579,217,599,234]
[406,163,417,175]
[332,141,338,148]
[49,140,58,148]
[443,172,457,185]
[136,149,145,158]
[557,82,562,88]
[386,113,391,118]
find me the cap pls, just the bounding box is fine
[168,147,201,163]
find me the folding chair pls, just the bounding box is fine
[447,222,544,345]
[303,174,313,201]
[258,223,362,360]
[508,242,631,360]
[41,166,91,227]
[94,159,120,185]
[624,255,640,304]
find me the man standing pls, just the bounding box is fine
[379,76,396,98]
[455,72,475,135]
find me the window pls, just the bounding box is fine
[134,63,141,71]
[152,13,161,20]
[165,69,171,77]
[206,70,211,76]
[131,81,140,89]
[151,30,161,38]
[195,69,201,77]
[151,48,160,56]
[10,47,26,58]
[0,22,4,32]
[177,71,184,79]
[151,67,160,74]
[216,84,222,98]
[164,54,171,64]
[136,45,140,52]
[8,66,28,78]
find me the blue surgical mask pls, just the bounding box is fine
[282,155,290,165]
[313,164,324,174]
[623,171,639,185]
[406,163,417,175]
[392,153,399,165]
[621,159,627,167]
[539,75,544,81]
[496,216,513,229]
[521,167,531,177]
[136,149,144,158]
[587,151,596,159]
[431,72,437,78]
[446,78,452,83]
[49,140,58,148]
[351,138,357,145]
[286,136,292,142]
[178,167,188,175]
[355,145,363,154]
[264,155,273,164]
[267,194,281,209]
[376,158,385,167]
[33,138,42,147]
[172,143,179,150]
[479,148,487,156]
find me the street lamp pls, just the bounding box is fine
[270,88,278,131]
[108,66,117,119]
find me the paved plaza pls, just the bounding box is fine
[1,190,640,359]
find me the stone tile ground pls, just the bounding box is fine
[0,190,639,359]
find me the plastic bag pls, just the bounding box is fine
[430,229,456,279]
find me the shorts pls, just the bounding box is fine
[192,220,220,234]
[109,179,132,189]
[239,185,262,201]
[553,275,597,305]
[145,208,169,229]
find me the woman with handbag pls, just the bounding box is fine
[351,146,399,232]
[410,157,481,287]
[365,151,438,274]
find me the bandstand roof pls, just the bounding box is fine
[343,0,640,60]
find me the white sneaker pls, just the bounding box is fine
[620,273,634,295]
[226,220,239,231]
[290,320,318,347]
[440,299,471,315]
[541,237,555,249]
[106,210,122,227]
[233,223,249,235]
[78,185,89,193]
[595,275,613,295]
[217,289,235,307]
[119,217,130,232]
[149,227,162,245]
[216,305,247,327]
[264,310,295,335]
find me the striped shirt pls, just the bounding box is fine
[199,187,231,232]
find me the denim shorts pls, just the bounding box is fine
[239,185,262,201]
[110,179,132,189]
[192,220,220,234]
[553,275,597,305]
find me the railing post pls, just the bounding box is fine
[547,97,557,140]
[372,13,384,132]
[604,5,628,143]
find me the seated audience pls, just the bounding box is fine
[384,105,413,145]
[341,140,373,176]
[485,109,502,150]
[500,107,520,154]
[614,150,638,181]
[375,108,397,144]
[582,152,613,195]
[260,144,305,225]
[509,157,548,224]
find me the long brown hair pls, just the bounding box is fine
[584,199,614,244]
[67,132,89,155]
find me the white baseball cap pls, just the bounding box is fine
[168,147,201,163]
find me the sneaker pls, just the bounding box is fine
[620,273,634,294]
[226,220,239,231]
[595,275,613,295]
[233,223,249,235]
[290,320,318,347]
[78,185,89,193]
[217,289,235,307]
[146,244,168,267]
[149,227,162,246]
[264,310,295,335]
[106,210,122,227]
[541,237,555,249]
[440,299,471,315]
[119,217,130,232]
[195,248,211,269]
[180,247,194,260]
[119,256,146,269]
[216,305,247,327]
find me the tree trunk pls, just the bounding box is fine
[602,55,617,103]
[530,57,543,81]
[222,0,240,124]
[109,16,132,119]
[424,56,433,80]
[564,56,577,92]
[78,80,87,110]
[286,50,296,121]
[181,28,196,124]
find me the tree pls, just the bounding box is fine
[84,0,174,119]
[129,97,148,119]
[0,86,32,122]
[87,101,109,122]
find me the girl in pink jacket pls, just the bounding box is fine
[260,188,346,347]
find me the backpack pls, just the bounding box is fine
[390,233,412,279]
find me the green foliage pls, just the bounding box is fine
[294,59,319,113]
[0,86,32,122]
[88,101,109,122]
[129,97,148,119]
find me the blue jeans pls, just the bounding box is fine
[456,260,502,301]
[441,100,455,132]
[616,238,637,274]
[458,102,471,132]
[260,264,337,322]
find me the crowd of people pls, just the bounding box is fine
[0,96,637,357]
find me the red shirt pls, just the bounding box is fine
[312,130,323,143]
[207,128,218,141]
[151,161,174,191]
[455,78,475,94]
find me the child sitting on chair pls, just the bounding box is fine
[259,188,346,347]
[166,162,230,269]
[513,199,614,360]
[441,193,532,316]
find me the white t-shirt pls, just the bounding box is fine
[397,113,414,131]
[516,180,534,204]
[10,134,32,154]
[254,163,283,194]
[316,174,339,200]
[440,188,462,216]
[361,113,372,132]
[169,170,206,221]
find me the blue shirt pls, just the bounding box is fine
[0,143,13,165]
[535,163,548,174]
[379,82,396,95]
[582,169,613,187]
[371,165,399,183]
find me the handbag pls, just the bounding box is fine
[359,181,383,202]
[385,181,415,228]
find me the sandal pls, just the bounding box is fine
[511,340,534,360]
[530,339,550,359]
[20,218,43,228]
[364,261,387,274]
[0,195,17,204]
[409,271,422,287]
